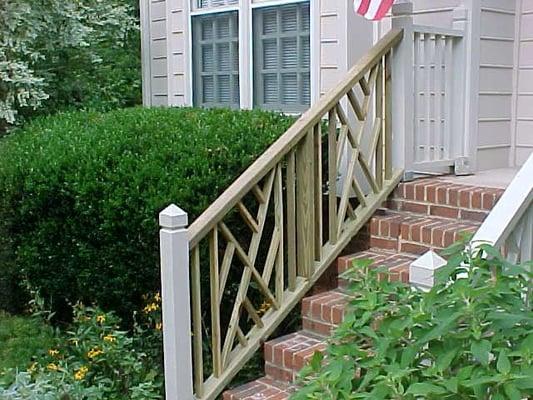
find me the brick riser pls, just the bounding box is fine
[223,179,504,400]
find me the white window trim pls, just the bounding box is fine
[187,0,319,111]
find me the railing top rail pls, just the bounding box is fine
[412,24,464,38]
[188,28,404,247]
[472,154,533,249]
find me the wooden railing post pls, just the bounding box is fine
[160,204,194,400]
[452,6,471,174]
[391,0,414,177]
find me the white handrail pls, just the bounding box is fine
[471,154,533,253]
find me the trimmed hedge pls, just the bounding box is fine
[0,107,294,319]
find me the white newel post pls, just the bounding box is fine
[391,1,415,177]
[159,204,194,400]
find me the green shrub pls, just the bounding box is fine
[0,107,294,319]
[0,313,55,381]
[294,245,533,399]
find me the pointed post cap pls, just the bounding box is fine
[411,250,447,271]
[159,204,188,229]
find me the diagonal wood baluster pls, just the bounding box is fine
[261,227,281,286]
[359,75,370,96]
[274,165,284,301]
[243,297,264,328]
[237,201,259,233]
[218,242,236,303]
[347,89,365,121]
[359,152,380,194]
[375,59,384,189]
[337,148,358,236]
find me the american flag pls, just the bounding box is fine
[354,0,395,21]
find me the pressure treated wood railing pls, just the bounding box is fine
[159,28,404,400]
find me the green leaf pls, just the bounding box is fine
[405,383,446,396]
[309,351,323,371]
[503,383,522,400]
[443,377,458,393]
[471,340,492,366]
[436,348,457,372]
[496,350,511,374]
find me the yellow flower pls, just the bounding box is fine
[27,362,38,373]
[74,365,89,381]
[87,347,104,359]
[48,349,59,357]
[47,363,59,371]
[96,315,106,324]
[258,301,271,316]
[143,302,159,314]
[155,322,162,331]
[103,334,116,343]
[154,292,161,303]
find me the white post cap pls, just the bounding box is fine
[159,204,188,229]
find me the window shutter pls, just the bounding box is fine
[192,11,239,108]
[253,2,311,113]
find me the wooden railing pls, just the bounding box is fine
[159,28,404,400]
[471,154,533,264]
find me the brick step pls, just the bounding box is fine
[303,248,416,336]
[390,178,504,222]
[370,211,481,255]
[264,331,326,383]
[223,377,296,400]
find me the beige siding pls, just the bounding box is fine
[167,0,189,106]
[150,0,170,106]
[515,0,533,165]
[477,0,516,169]
[318,0,348,96]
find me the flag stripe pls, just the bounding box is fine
[357,0,371,15]
[373,0,394,20]
[354,0,394,21]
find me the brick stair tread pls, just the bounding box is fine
[370,211,481,254]
[303,248,416,336]
[223,377,297,400]
[264,331,326,383]
[390,178,504,222]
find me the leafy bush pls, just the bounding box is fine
[0,107,294,319]
[0,313,55,380]
[294,245,533,399]
[0,302,163,399]
[0,0,138,130]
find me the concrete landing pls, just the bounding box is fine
[440,168,518,189]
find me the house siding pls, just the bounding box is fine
[515,0,533,165]
[143,0,170,106]
[476,0,516,170]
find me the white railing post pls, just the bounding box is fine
[159,204,194,400]
[451,6,471,174]
[391,0,415,178]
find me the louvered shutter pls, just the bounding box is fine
[253,2,311,113]
[192,12,240,108]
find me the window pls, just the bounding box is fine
[196,0,238,9]
[192,12,240,108]
[253,2,311,113]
